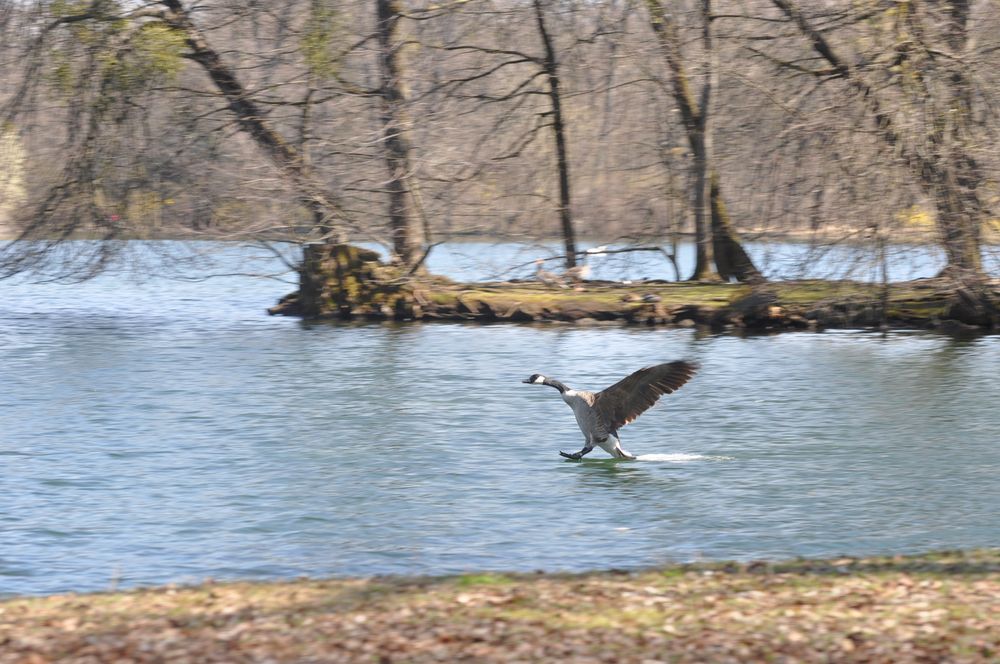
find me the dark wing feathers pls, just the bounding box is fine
[592,361,698,431]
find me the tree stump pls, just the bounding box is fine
[297,243,422,319]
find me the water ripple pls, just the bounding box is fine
[1,243,999,596]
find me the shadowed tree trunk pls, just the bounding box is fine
[710,172,761,282]
[533,0,577,269]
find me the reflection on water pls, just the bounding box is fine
[567,461,687,498]
[1,243,999,597]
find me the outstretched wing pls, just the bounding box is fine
[592,361,699,432]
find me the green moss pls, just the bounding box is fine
[48,58,75,94]
[888,301,949,319]
[50,0,91,18]
[772,280,871,303]
[455,573,514,587]
[130,23,187,81]
[451,283,746,311]
[301,1,343,80]
[427,292,459,306]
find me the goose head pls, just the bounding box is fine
[522,373,547,384]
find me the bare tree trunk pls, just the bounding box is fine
[533,0,577,269]
[160,0,343,240]
[690,134,714,280]
[692,0,716,280]
[771,0,984,276]
[710,171,762,282]
[645,0,760,282]
[375,0,424,267]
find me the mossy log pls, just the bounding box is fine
[269,245,1000,332]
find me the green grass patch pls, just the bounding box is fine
[454,573,514,587]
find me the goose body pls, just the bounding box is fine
[534,259,568,289]
[563,263,591,283]
[523,361,698,459]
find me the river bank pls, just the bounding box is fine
[2,549,996,663]
[268,262,1000,333]
[268,243,1000,332]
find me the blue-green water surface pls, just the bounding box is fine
[1,243,998,596]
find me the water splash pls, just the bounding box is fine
[634,453,733,463]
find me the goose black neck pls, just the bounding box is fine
[544,378,568,393]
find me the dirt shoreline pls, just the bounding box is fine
[271,276,1000,334]
[2,549,997,663]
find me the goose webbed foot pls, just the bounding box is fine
[560,445,594,460]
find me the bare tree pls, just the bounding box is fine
[769,0,988,276]
[159,0,347,239]
[644,0,760,281]
[408,1,592,268]
[0,1,440,275]
[3,0,997,285]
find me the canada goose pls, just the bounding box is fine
[563,263,591,284]
[522,361,698,460]
[534,259,568,288]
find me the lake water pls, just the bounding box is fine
[2,242,999,597]
[424,239,999,282]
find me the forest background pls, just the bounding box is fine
[1,0,998,283]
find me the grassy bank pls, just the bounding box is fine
[275,272,1000,333]
[2,550,997,662]
[269,241,1000,330]
[421,279,952,329]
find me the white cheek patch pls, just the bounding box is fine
[533,375,546,384]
